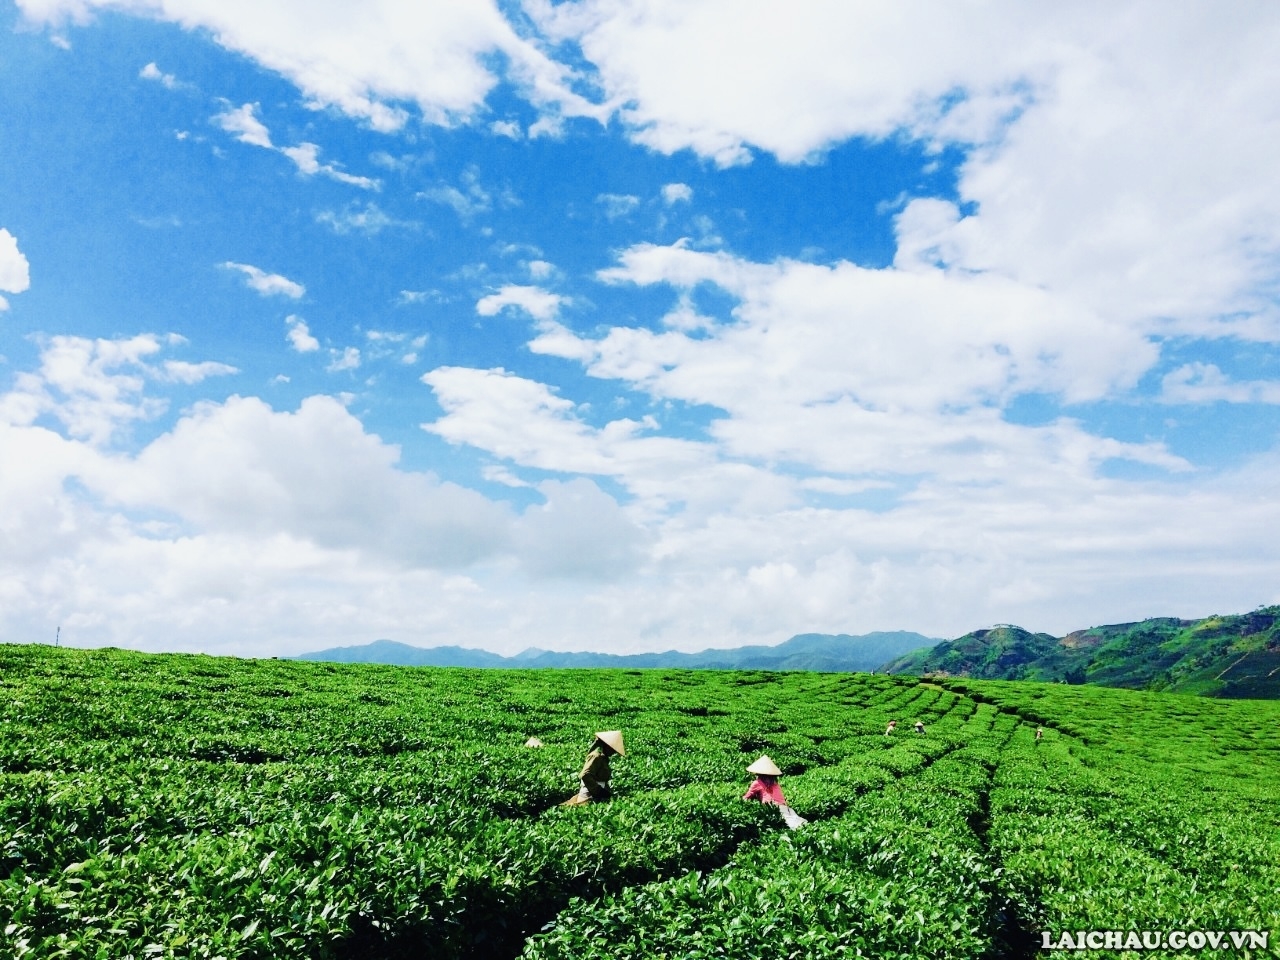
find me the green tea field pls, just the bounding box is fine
[2,644,1277,959]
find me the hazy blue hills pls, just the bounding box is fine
[882,606,1280,698]
[293,631,937,673]
[294,607,1280,697]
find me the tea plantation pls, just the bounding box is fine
[1,644,1277,959]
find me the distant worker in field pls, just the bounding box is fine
[742,755,808,830]
[561,730,625,806]
[1036,726,1043,743]
[914,720,926,734]
[885,720,897,736]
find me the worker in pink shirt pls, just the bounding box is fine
[743,755,807,829]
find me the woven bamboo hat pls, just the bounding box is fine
[595,730,625,756]
[746,755,782,776]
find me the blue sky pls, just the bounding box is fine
[2,0,1278,657]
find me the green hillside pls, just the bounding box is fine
[1,644,1277,959]
[882,605,1280,697]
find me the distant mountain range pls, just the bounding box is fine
[882,606,1280,699]
[292,630,936,674]
[293,606,1280,698]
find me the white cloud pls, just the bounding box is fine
[481,463,529,488]
[213,102,273,148]
[530,0,1057,164]
[0,334,229,446]
[280,142,379,189]
[326,346,361,372]
[421,365,791,516]
[580,242,1157,415]
[491,119,522,139]
[2,338,1279,656]
[416,361,1280,643]
[1,335,167,444]
[526,2,1280,344]
[316,202,413,235]
[0,228,32,310]
[1160,363,1280,405]
[661,182,692,205]
[95,394,513,567]
[212,104,378,188]
[362,329,426,364]
[285,315,319,353]
[476,284,564,322]
[139,61,177,88]
[527,115,565,140]
[596,192,640,219]
[19,0,609,133]
[418,168,493,220]
[20,0,1280,355]
[160,360,239,384]
[513,478,648,580]
[222,261,305,299]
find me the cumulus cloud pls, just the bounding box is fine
[661,182,692,205]
[160,360,239,384]
[0,334,227,445]
[222,261,305,299]
[421,365,791,516]
[513,478,648,580]
[21,0,1280,352]
[139,61,177,88]
[596,192,640,219]
[527,2,1280,344]
[285,315,319,352]
[95,394,514,568]
[417,363,1280,643]
[0,228,31,310]
[326,346,361,372]
[476,284,564,322]
[19,0,610,132]
[1160,364,1280,405]
[579,242,1158,416]
[2,336,1278,657]
[213,102,273,148]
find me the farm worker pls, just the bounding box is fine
[1035,726,1043,742]
[914,720,926,734]
[743,755,808,830]
[885,720,897,736]
[561,730,625,806]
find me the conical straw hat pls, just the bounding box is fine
[746,755,781,776]
[595,730,625,756]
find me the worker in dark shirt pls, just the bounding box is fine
[561,730,625,806]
